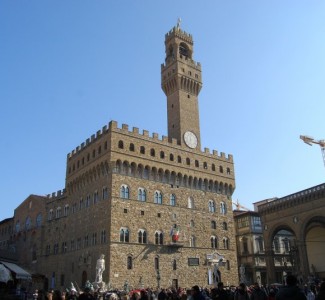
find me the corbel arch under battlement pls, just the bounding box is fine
[111,159,233,196]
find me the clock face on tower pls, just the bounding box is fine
[184,131,198,149]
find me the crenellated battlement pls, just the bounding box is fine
[47,189,66,199]
[161,55,201,71]
[165,26,193,44]
[67,120,233,163]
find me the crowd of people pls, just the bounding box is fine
[25,275,325,300]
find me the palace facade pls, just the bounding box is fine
[0,24,238,291]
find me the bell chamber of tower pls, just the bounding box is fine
[161,24,202,150]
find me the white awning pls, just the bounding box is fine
[0,262,32,280]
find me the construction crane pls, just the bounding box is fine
[300,135,325,167]
[232,199,250,211]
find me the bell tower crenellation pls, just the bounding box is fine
[161,23,202,150]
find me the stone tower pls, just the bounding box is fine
[161,22,202,150]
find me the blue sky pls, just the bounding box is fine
[1,1,324,220]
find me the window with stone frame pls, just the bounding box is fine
[154,191,163,204]
[211,236,218,249]
[155,231,163,245]
[211,220,216,229]
[120,228,130,243]
[101,230,107,244]
[208,200,216,212]
[138,188,147,201]
[220,202,227,215]
[138,229,147,244]
[120,185,130,199]
[223,237,229,249]
[127,256,133,270]
[170,194,176,206]
[102,187,108,200]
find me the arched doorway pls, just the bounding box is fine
[304,216,325,281]
[270,228,295,284]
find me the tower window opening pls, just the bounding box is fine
[179,43,189,58]
[187,95,190,98]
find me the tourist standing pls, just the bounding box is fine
[275,275,307,300]
[249,282,267,300]
[234,283,249,300]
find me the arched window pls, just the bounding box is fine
[48,209,54,221]
[127,256,133,270]
[129,143,135,151]
[93,191,99,204]
[102,187,108,200]
[155,231,163,245]
[211,236,218,249]
[219,166,224,173]
[222,222,228,230]
[92,233,97,245]
[85,195,90,208]
[25,216,32,230]
[138,229,147,244]
[118,140,124,149]
[212,164,216,171]
[138,188,146,202]
[154,191,162,204]
[273,237,280,253]
[223,237,229,249]
[211,220,216,229]
[195,160,199,167]
[179,42,190,58]
[36,213,42,227]
[226,167,231,175]
[160,151,165,159]
[186,158,190,165]
[55,207,61,219]
[189,236,196,247]
[120,228,129,243]
[203,162,208,169]
[170,194,176,206]
[172,259,177,270]
[140,146,145,154]
[101,230,106,244]
[188,197,194,209]
[64,205,69,217]
[220,202,227,215]
[150,149,155,157]
[256,236,264,253]
[208,200,216,213]
[120,185,130,199]
[170,154,174,161]
[177,156,182,163]
[154,256,159,270]
[226,260,230,270]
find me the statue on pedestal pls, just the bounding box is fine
[96,254,105,283]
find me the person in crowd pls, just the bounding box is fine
[316,282,325,300]
[249,282,267,300]
[267,289,276,300]
[234,283,249,300]
[78,287,94,300]
[190,285,205,300]
[275,275,307,300]
[213,282,228,300]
